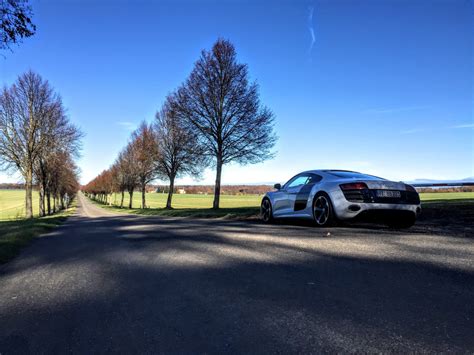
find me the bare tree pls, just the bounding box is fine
[110,160,127,208]
[121,143,139,209]
[1,0,36,52]
[155,98,207,209]
[34,99,82,215]
[84,129,149,210]
[46,150,80,212]
[130,121,159,209]
[0,71,60,218]
[171,39,276,209]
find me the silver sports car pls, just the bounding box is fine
[261,170,421,228]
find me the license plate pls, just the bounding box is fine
[376,190,401,198]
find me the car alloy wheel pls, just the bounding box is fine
[261,199,273,222]
[313,195,331,226]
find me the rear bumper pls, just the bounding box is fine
[330,188,421,220]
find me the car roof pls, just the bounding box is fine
[300,169,360,175]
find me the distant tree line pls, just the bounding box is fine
[0,71,82,218]
[83,39,276,209]
[0,182,29,190]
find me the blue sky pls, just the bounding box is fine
[1,0,472,185]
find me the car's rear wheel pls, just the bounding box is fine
[313,193,335,227]
[261,198,274,223]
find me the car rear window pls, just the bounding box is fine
[326,171,385,180]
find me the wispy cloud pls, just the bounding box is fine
[451,123,474,129]
[400,122,473,134]
[117,121,136,131]
[307,5,315,59]
[401,128,430,135]
[364,105,429,114]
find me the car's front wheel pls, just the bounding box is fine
[313,193,336,227]
[261,198,274,223]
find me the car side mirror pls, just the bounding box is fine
[274,183,281,190]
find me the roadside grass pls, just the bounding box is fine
[0,202,76,264]
[88,191,474,219]
[107,192,262,209]
[89,198,260,219]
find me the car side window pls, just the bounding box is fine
[287,175,309,189]
[306,174,322,185]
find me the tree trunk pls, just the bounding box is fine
[47,191,51,215]
[166,175,175,209]
[120,190,124,208]
[39,184,45,217]
[213,156,223,209]
[129,190,133,209]
[25,165,34,218]
[141,183,146,209]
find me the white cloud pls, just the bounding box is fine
[400,128,428,134]
[400,122,473,134]
[364,106,429,114]
[451,123,474,129]
[117,121,136,131]
[307,6,316,57]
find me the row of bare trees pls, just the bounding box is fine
[84,39,276,209]
[0,71,82,218]
[83,112,204,209]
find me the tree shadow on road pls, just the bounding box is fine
[0,213,473,353]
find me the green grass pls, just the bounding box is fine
[93,192,262,219]
[0,189,40,220]
[108,192,262,209]
[419,192,474,202]
[91,196,259,219]
[103,191,474,208]
[90,191,474,218]
[0,201,76,264]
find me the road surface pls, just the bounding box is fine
[1,193,473,353]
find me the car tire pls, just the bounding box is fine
[385,213,416,229]
[261,198,274,223]
[312,193,336,227]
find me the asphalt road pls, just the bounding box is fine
[0,193,473,353]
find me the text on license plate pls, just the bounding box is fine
[376,190,401,198]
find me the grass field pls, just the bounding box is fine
[109,192,262,209]
[418,192,474,202]
[88,190,474,218]
[3,190,474,219]
[105,191,474,209]
[0,190,40,220]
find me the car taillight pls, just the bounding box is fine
[340,182,368,190]
[405,184,417,192]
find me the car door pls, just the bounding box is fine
[293,174,322,215]
[273,175,309,217]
